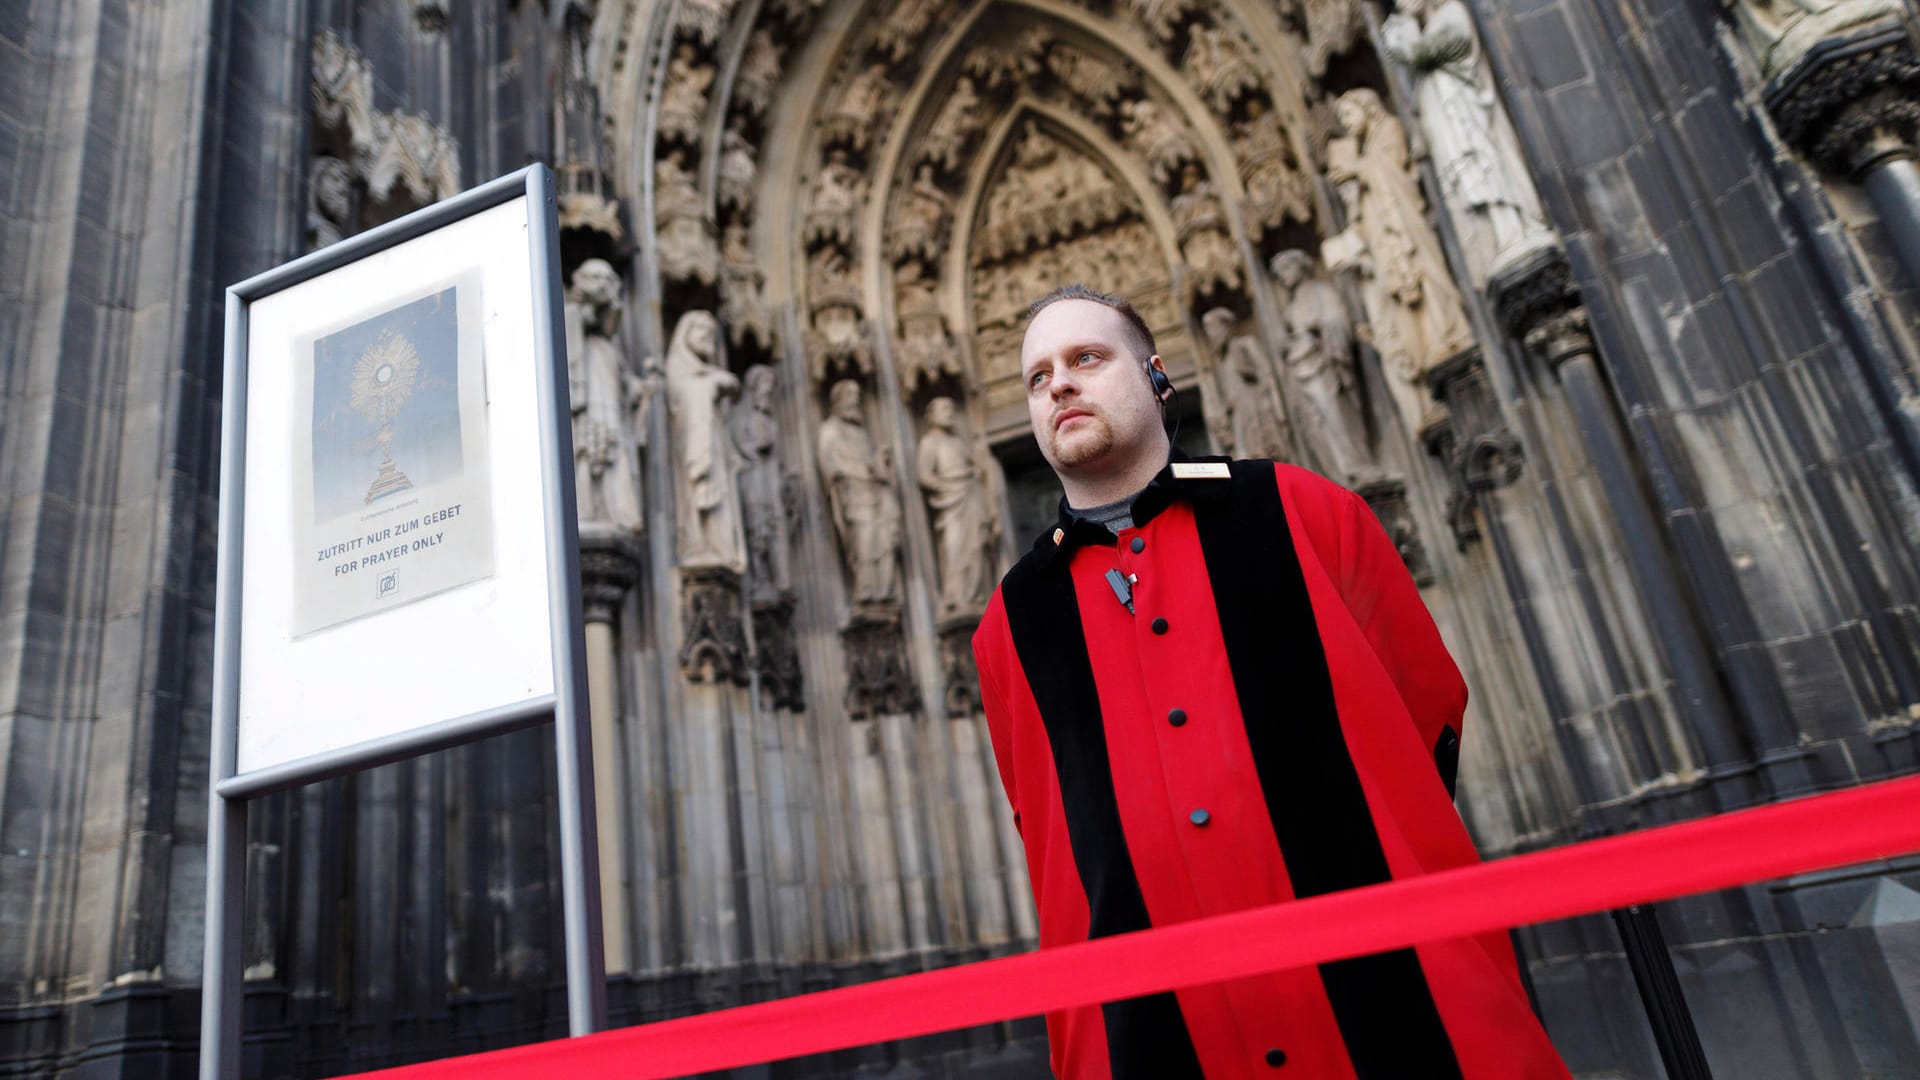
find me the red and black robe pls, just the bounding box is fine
[972,458,1569,1080]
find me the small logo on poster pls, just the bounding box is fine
[377,571,397,598]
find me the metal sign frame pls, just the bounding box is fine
[201,165,605,1079]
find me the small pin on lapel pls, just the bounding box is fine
[1053,527,1065,546]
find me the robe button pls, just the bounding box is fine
[1189,808,1210,827]
[1151,617,1169,634]
[1168,707,1187,727]
[1265,1048,1287,1067]
[1130,537,1145,553]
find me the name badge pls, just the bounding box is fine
[1170,462,1231,480]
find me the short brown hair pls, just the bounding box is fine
[1027,283,1158,359]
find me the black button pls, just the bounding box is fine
[1265,1048,1287,1067]
[1130,537,1145,553]
[1168,708,1187,727]
[1189,808,1210,827]
[1151,617,1169,634]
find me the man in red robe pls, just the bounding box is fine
[971,285,1570,1079]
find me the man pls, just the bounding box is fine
[971,285,1569,1079]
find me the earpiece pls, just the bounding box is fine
[1147,362,1174,403]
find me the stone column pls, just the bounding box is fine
[579,526,643,974]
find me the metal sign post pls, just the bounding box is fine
[201,165,605,1079]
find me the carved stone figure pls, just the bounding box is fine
[677,0,739,44]
[312,31,376,153]
[890,164,951,264]
[656,150,720,286]
[1172,163,1243,295]
[1283,0,1365,77]
[1201,309,1289,459]
[1047,44,1136,119]
[364,111,462,206]
[1124,0,1204,42]
[1325,89,1473,427]
[1726,0,1907,79]
[824,63,890,151]
[919,76,985,174]
[874,0,940,63]
[665,311,748,572]
[1234,97,1315,236]
[1121,97,1201,188]
[721,221,775,353]
[307,155,356,249]
[1272,250,1375,482]
[1182,20,1261,114]
[732,365,793,601]
[735,29,783,117]
[818,380,903,608]
[806,248,873,381]
[564,259,651,533]
[917,398,1000,619]
[803,148,864,250]
[718,117,757,212]
[658,43,714,147]
[894,263,962,393]
[1385,0,1554,281]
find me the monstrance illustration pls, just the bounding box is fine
[353,328,422,502]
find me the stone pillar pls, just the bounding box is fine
[579,527,643,974]
[677,566,753,970]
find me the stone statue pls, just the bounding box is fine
[735,28,783,116]
[665,311,747,572]
[1384,0,1553,281]
[919,76,984,174]
[874,0,939,63]
[1182,20,1260,114]
[804,148,863,249]
[1724,0,1906,79]
[1325,88,1474,428]
[307,155,356,249]
[917,398,1000,619]
[1272,249,1375,483]
[1283,0,1365,77]
[731,365,793,601]
[1201,308,1289,459]
[657,43,713,146]
[564,259,651,532]
[1234,97,1315,236]
[718,117,757,212]
[817,380,903,608]
[826,63,890,150]
[656,149,719,286]
[1121,97,1200,188]
[1172,163,1243,295]
[889,163,951,264]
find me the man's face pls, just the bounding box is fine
[1020,299,1165,477]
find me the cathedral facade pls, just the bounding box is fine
[5,0,1920,1075]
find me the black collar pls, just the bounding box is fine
[1029,451,1235,569]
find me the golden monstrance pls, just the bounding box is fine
[351,328,422,503]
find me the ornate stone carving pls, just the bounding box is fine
[735,29,784,118]
[1045,44,1137,120]
[658,43,714,148]
[889,164,951,264]
[413,2,449,33]
[938,618,984,718]
[307,155,356,249]
[1488,243,1578,341]
[752,596,806,711]
[1172,163,1243,297]
[962,41,1040,93]
[1281,0,1365,77]
[681,567,749,685]
[718,118,757,213]
[1202,309,1290,459]
[311,31,460,208]
[841,611,918,719]
[818,379,904,609]
[656,150,720,286]
[1355,477,1435,587]
[894,263,963,393]
[1234,98,1315,238]
[312,31,376,153]
[806,248,873,382]
[917,398,1000,620]
[677,0,741,45]
[972,221,1171,384]
[1121,97,1202,188]
[977,124,1131,262]
[874,0,940,63]
[1427,350,1523,551]
[1182,20,1261,114]
[1271,250,1375,483]
[1385,0,1556,283]
[721,222,776,353]
[1758,12,1920,173]
[1729,0,1908,80]
[733,365,795,602]
[579,528,644,625]
[822,63,891,153]
[1325,89,1474,432]
[803,148,864,250]
[1124,0,1205,43]
[918,76,987,174]
[665,311,748,572]
[566,259,653,533]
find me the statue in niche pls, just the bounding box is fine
[1182,20,1261,114]
[307,155,356,249]
[1325,89,1474,419]
[1121,97,1201,188]
[718,117,757,212]
[919,76,985,174]
[1172,163,1243,295]
[917,397,1000,620]
[1201,308,1290,459]
[890,163,951,264]
[735,29,782,117]
[656,149,719,286]
[564,259,652,533]
[818,380,903,609]
[1271,249,1375,483]
[1281,0,1365,77]
[720,221,774,353]
[657,43,713,147]
[732,364,794,602]
[826,63,891,150]
[1724,0,1907,79]
[1234,97,1315,235]
[806,247,873,380]
[894,262,962,393]
[1384,0,1553,281]
[803,148,864,249]
[664,311,747,572]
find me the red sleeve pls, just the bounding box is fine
[972,593,1022,836]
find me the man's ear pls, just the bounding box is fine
[1147,354,1173,402]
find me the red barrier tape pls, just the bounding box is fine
[354,774,1920,1079]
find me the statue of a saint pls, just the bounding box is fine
[1272,250,1375,483]
[916,398,999,619]
[731,365,792,601]
[664,311,747,572]
[817,380,903,608]
[1201,308,1289,459]
[564,259,651,532]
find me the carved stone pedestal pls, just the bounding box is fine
[841,607,918,719]
[751,594,805,711]
[1426,349,1524,553]
[1354,477,1434,587]
[937,616,982,719]
[680,567,748,685]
